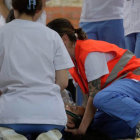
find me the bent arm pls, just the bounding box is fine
[78,78,101,134]
[0,1,9,19]
[55,69,68,92]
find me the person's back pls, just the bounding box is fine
[0,1,74,139]
[0,20,68,124]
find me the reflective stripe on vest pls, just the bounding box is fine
[102,50,134,88]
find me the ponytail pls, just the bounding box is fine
[75,28,87,40]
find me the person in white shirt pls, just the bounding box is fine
[124,0,140,58]
[0,0,74,140]
[0,0,50,26]
[80,0,125,49]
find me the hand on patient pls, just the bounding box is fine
[65,128,86,136]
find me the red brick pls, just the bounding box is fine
[72,13,81,19]
[45,7,62,12]
[69,19,80,25]
[45,6,82,28]
[62,7,82,12]
[61,13,72,19]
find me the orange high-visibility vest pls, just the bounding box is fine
[69,40,140,94]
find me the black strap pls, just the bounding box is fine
[66,110,81,120]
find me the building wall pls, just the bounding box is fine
[45,0,83,28]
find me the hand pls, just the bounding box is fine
[65,128,86,136]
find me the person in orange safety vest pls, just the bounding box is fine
[47,18,140,139]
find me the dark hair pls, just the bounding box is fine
[63,130,111,140]
[47,18,87,43]
[12,0,42,16]
[72,115,82,129]
[6,9,15,23]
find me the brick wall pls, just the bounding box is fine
[45,1,83,28]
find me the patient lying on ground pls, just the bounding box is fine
[63,97,111,140]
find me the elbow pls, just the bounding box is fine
[64,79,68,89]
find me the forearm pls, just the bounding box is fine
[0,2,9,19]
[79,96,96,133]
[79,78,101,133]
[80,88,88,108]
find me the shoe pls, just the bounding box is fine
[136,122,140,139]
[36,129,62,140]
[0,127,27,140]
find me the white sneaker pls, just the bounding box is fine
[0,127,27,140]
[36,129,62,140]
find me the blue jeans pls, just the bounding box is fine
[93,79,140,139]
[0,124,65,140]
[125,33,140,58]
[80,19,125,49]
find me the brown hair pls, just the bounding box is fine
[47,18,87,43]
[12,0,42,16]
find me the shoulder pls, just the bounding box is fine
[37,23,61,39]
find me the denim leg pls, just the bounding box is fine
[93,79,140,128]
[125,33,136,54]
[92,110,136,139]
[79,22,98,40]
[98,19,125,49]
[0,124,65,140]
[134,33,140,58]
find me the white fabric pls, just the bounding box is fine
[0,19,74,125]
[85,52,116,82]
[80,0,125,22]
[37,11,47,25]
[0,16,5,26]
[123,0,140,36]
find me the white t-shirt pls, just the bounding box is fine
[80,0,125,22]
[85,52,116,82]
[123,0,140,36]
[0,19,74,125]
[37,11,47,25]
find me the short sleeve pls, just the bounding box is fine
[54,34,74,70]
[85,52,109,82]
